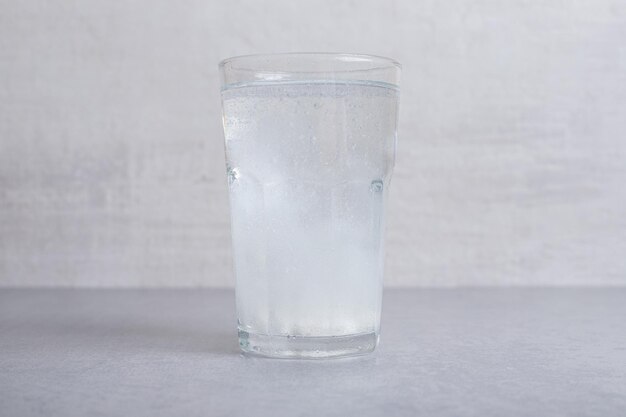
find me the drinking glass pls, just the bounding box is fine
[219,53,400,358]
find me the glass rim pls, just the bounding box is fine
[218,52,402,73]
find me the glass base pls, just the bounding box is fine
[238,330,378,359]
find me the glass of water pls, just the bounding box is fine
[219,53,400,358]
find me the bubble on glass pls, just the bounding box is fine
[370,179,383,193]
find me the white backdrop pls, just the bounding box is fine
[1,0,625,287]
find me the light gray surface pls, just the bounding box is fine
[1,289,625,416]
[2,1,626,287]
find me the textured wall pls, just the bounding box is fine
[1,0,625,287]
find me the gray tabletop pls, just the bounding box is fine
[1,288,625,417]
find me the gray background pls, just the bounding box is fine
[3,288,625,416]
[1,0,625,287]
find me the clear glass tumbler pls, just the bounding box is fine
[219,53,400,358]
